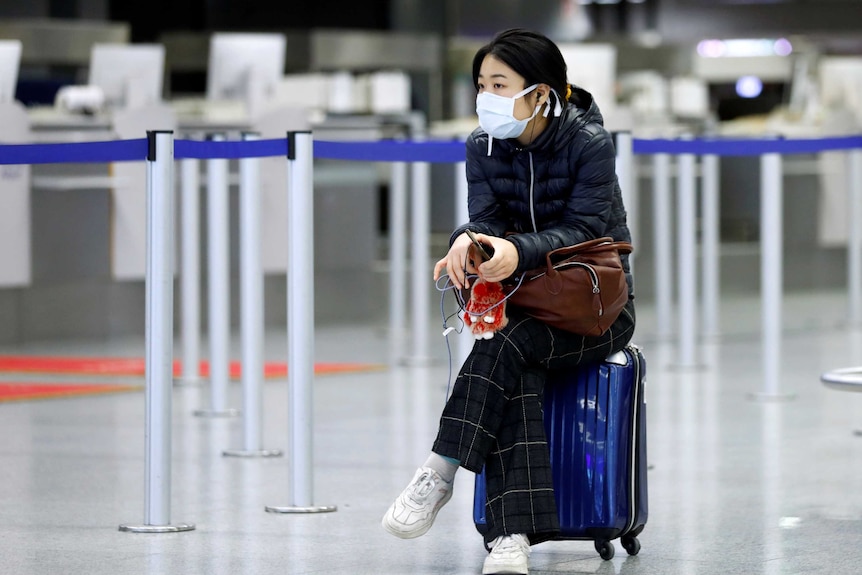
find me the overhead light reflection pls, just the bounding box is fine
[773,38,793,56]
[698,40,727,58]
[736,76,764,99]
[698,38,793,58]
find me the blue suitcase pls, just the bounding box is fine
[473,345,648,560]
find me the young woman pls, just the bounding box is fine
[382,28,636,575]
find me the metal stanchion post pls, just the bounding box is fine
[848,149,862,326]
[751,152,794,401]
[652,154,674,341]
[408,161,433,365]
[676,149,701,368]
[615,132,637,267]
[178,156,201,385]
[701,154,720,339]
[120,131,194,533]
[389,162,408,363]
[454,160,473,366]
[266,131,336,515]
[224,132,282,458]
[195,133,239,417]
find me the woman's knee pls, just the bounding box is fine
[491,315,548,355]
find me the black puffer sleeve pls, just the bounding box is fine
[448,130,509,245]
[506,125,617,273]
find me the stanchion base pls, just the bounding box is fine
[223,448,283,458]
[265,504,338,514]
[193,408,241,418]
[746,391,797,402]
[119,522,196,533]
[823,381,862,393]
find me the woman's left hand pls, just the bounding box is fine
[474,234,519,283]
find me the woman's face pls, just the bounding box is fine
[477,54,536,121]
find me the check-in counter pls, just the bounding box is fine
[0,104,416,343]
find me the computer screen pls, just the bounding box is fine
[88,43,166,109]
[205,32,286,102]
[0,40,22,104]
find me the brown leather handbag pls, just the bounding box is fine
[503,237,633,337]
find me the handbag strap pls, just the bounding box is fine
[544,237,633,269]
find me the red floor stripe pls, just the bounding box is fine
[0,382,142,403]
[0,356,384,378]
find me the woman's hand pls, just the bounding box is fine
[473,234,519,282]
[433,232,520,288]
[433,232,475,289]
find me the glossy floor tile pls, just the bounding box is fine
[1,289,862,574]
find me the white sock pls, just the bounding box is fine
[423,452,459,483]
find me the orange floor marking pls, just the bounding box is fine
[0,382,142,403]
[0,356,385,378]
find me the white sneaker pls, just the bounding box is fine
[482,534,531,574]
[381,467,453,539]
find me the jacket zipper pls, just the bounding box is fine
[528,152,538,232]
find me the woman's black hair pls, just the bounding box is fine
[471,28,570,105]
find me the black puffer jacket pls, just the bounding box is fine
[451,86,634,296]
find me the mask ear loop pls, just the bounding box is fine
[543,88,563,118]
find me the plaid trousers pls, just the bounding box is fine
[432,298,636,545]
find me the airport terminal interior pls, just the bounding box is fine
[2,0,862,573]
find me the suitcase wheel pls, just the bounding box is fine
[621,535,641,556]
[594,539,615,560]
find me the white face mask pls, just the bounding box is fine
[476,83,541,140]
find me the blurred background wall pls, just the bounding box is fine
[1,0,862,342]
